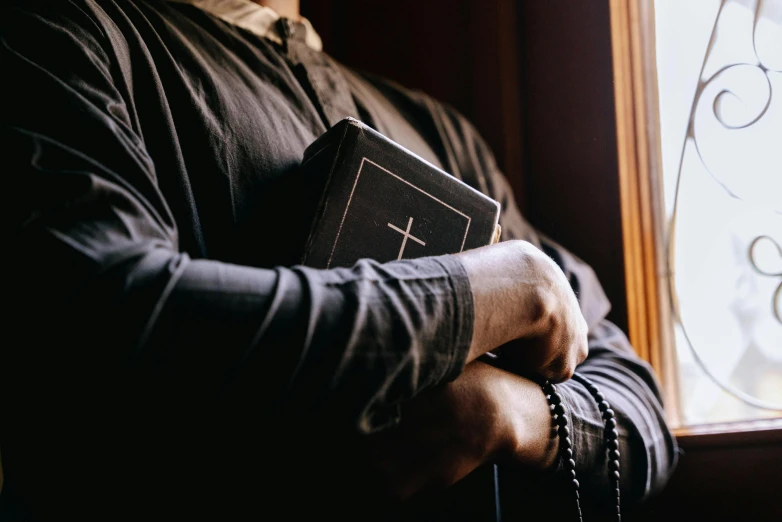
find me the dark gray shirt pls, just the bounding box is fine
[0,1,677,520]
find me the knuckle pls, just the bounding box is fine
[541,359,560,381]
[577,339,589,364]
[545,357,574,383]
[580,344,589,363]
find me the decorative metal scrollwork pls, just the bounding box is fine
[749,235,782,324]
[667,0,782,412]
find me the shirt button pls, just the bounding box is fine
[277,18,305,42]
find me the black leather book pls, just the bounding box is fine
[300,118,501,268]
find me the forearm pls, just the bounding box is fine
[348,361,558,503]
[488,365,560,471]
[554,321,678,504]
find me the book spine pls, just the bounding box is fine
[299,122,351,265]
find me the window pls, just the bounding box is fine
[655,0,781,426]
[611,0,781,430]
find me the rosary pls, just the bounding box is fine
[542,373,622,522]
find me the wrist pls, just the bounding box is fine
[460,240,553,361]
[492,369,560,471]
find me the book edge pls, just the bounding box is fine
[300,121,354,265]
[349,118,499,211]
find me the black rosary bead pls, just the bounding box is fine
[544,375,623,522]
[542,381,584,522]
[571,373,621,522]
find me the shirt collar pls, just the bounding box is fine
[167,0,323,51]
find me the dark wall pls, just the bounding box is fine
[519,1,626,333]
[302,0,629,332]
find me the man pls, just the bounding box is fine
[0,0,677,520]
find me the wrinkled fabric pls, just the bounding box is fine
[0,1,676,520]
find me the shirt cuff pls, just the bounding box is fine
[431,253,474,382]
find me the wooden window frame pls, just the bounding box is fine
[609,0,681,424]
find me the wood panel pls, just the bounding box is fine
[517,1,629,332]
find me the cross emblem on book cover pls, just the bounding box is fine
[388,217,426,259]
[326,159,473,268]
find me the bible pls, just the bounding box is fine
[300,117,502,268]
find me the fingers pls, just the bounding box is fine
[541,340,586,383]
[496,331,588,384]
[535,316,589,383]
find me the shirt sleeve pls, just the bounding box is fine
[1,2,473,435]
[418,97,679,505]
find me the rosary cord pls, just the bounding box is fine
[542,376,622,522]
[572,372,622,522]
[542,380,583,522]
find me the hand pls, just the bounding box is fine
[457,240,588,382]
[353,361,557,504]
